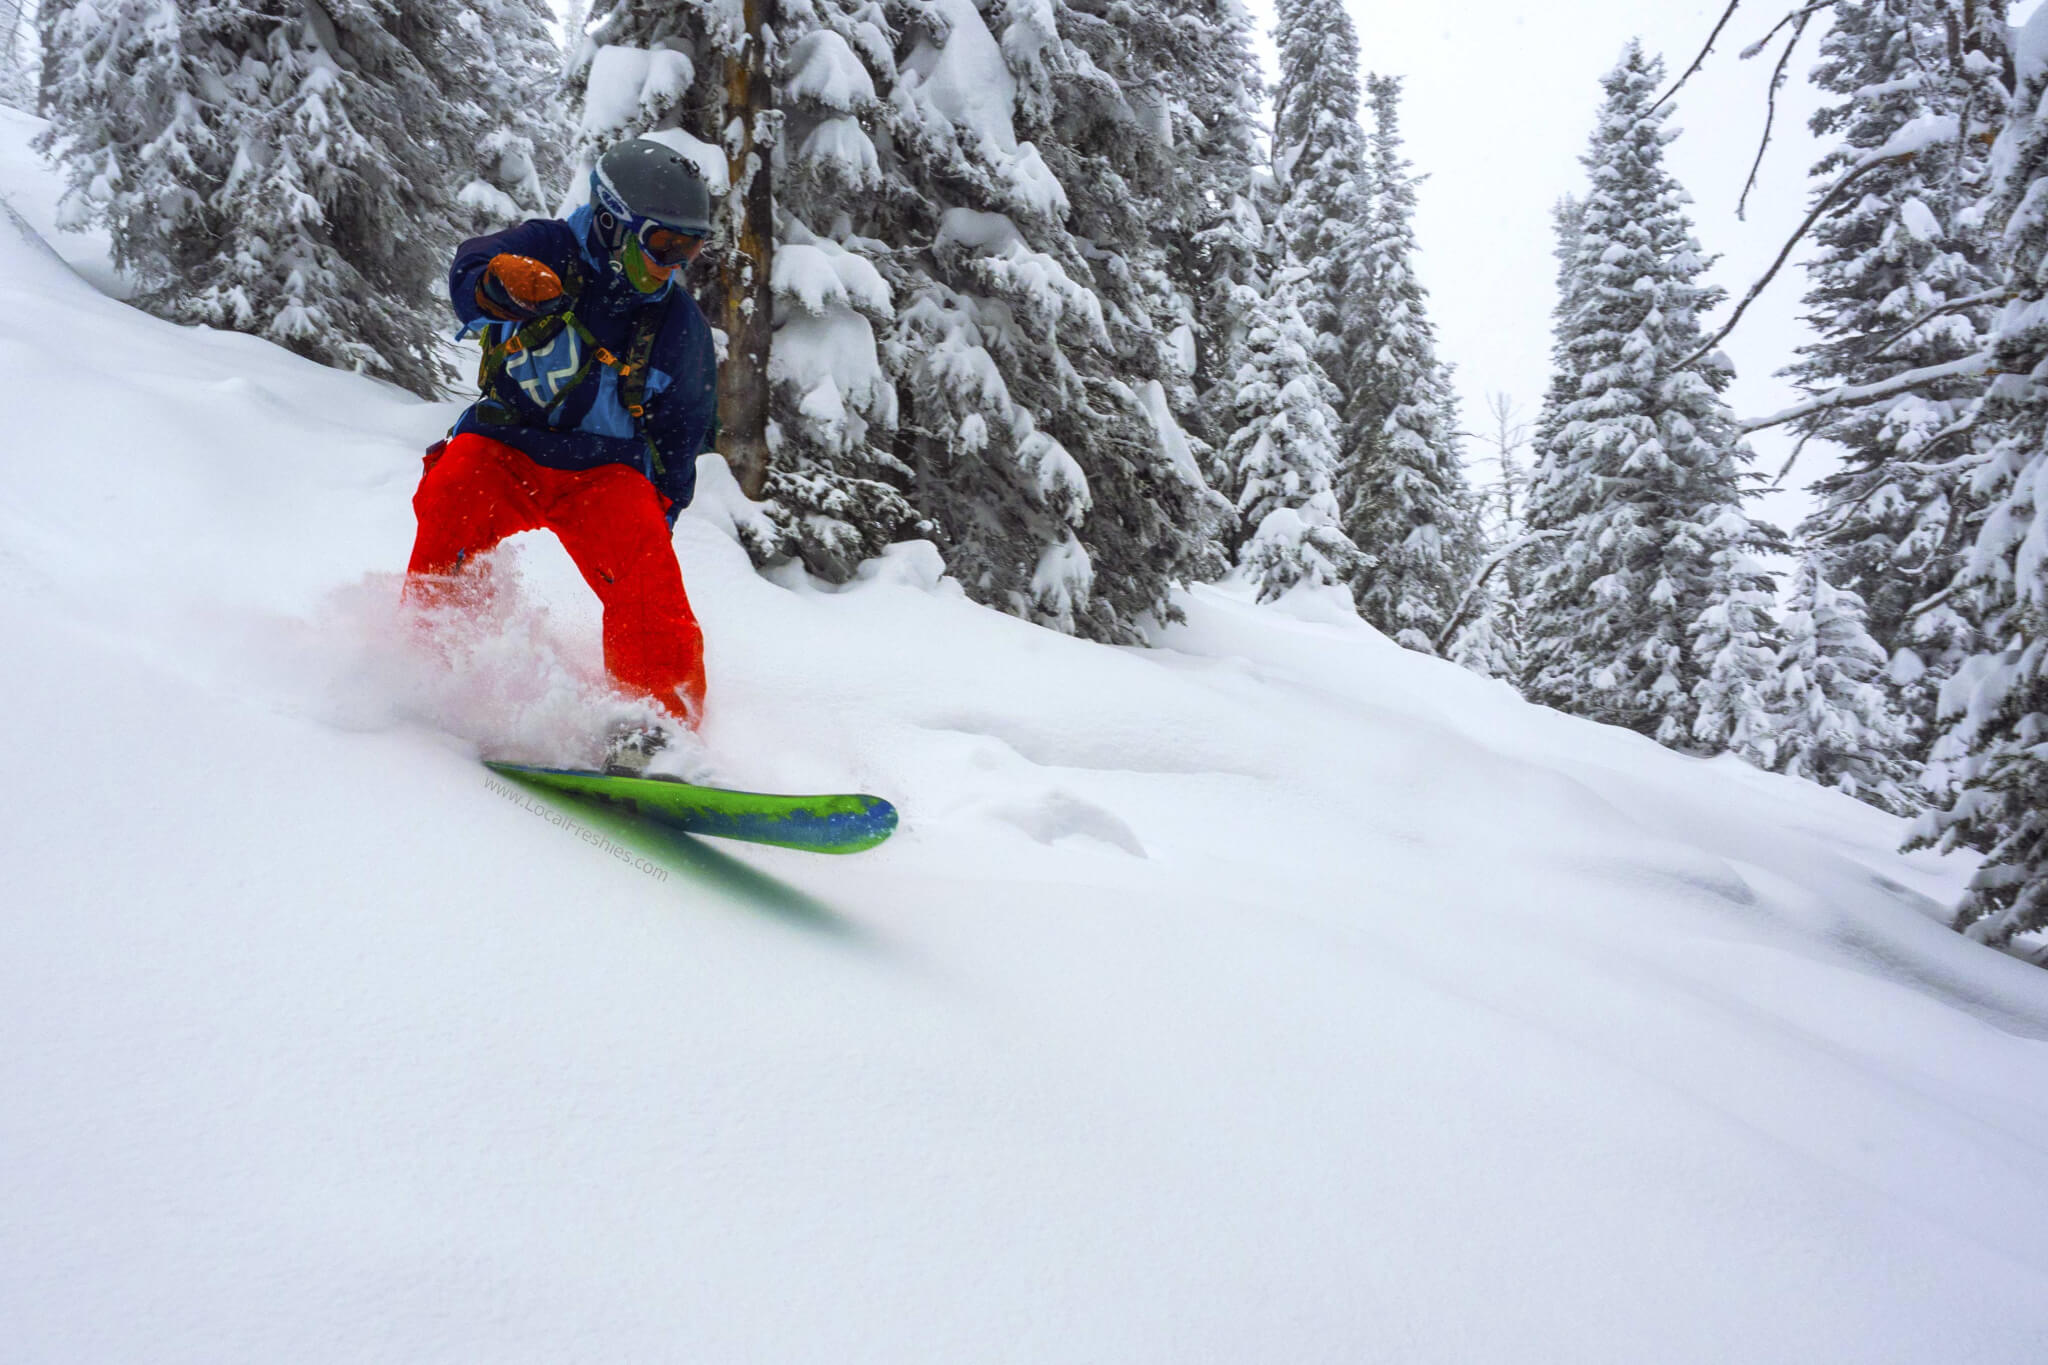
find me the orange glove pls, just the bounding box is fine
[476,254,568,321]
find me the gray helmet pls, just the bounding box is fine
[590,138,714,243]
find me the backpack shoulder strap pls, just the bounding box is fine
[616,307,669,476]
[617,307,664,420]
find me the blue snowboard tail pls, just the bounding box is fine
[484,761,898,854]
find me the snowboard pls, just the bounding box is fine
[484,761,898,855]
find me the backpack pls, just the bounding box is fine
[468,257,669,474]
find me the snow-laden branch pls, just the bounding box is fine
[1870,287,2009,359]
[1762,354,1985,484]
[1904,579,1961,621]
[1432,529,1565,654]
[1678,147,1924,371]
[1738,352,1995,433]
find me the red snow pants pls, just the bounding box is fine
[405,432,705,722]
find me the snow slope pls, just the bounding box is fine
[4,113,2048,1362]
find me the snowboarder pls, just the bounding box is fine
[405,138,719,772]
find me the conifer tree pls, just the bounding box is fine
[1191,188,1273,508]
[1689,527,1785,766]
[1071,0,1270,600]
[564,3,706,179]
[1445,600,1521,681]
[38,0,554,397]
[1019,0,1238,622]
[1220,267,1359,601]
[455,0,567,233]
[568,0,917,574]
[1268,0,1368,382]
[766,14,922,577]
[0,0,31,109]
[1514,195,1587,686]
[1151,0,1268,470]
[1201,0,1377,608]
[1533,196,1587,465]
[1772,556,1917,812]
[1787,0,2002,754]
[1340,74,1472,652]
[1444,535,1525,681]
[881,0,1219,640]
[1909,4,2048,954]
[1523,43,1781,751]
[568,0,1221,641]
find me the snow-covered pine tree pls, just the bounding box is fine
[1532,195,1587,467]
[1442,518,1524,679]
[1144,0,1268,473]
[1268,0,1368,391]
[1175,0,1377,607]
[1014,0,1238,623]
[1786,0,2003,757]
[566,0,917,575]
[1908,3,2048,955]
[765,9,924,578]
[1688,524,1785,766]
[1771,555,1918,812]
[563,2,707,181]
[453,0,568,234]
[1189,194,1271,487]
[1221,266,1359,601]
[0,0,32,109]
[559,0,589,56]
[567,0,1220,640]
[1073,0,1276,596]
[1510,195,1588,687]
[877,0,1221,640]
[1158,0,1274,529]
[37,0,555,397]
[1445,597,1520,681]
[1340,74,1472,652]
[1523,42,1782,752]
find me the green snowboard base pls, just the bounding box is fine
[484,761,898,855]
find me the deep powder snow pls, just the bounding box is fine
[3,108,2047,1363]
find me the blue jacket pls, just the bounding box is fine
[449,205,719,520]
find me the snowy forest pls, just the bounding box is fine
[8,0,2047,965]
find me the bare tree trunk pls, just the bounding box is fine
[717,0,775,499]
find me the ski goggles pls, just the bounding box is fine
[636,220,706,268]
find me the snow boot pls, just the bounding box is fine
[602,720,671,777]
